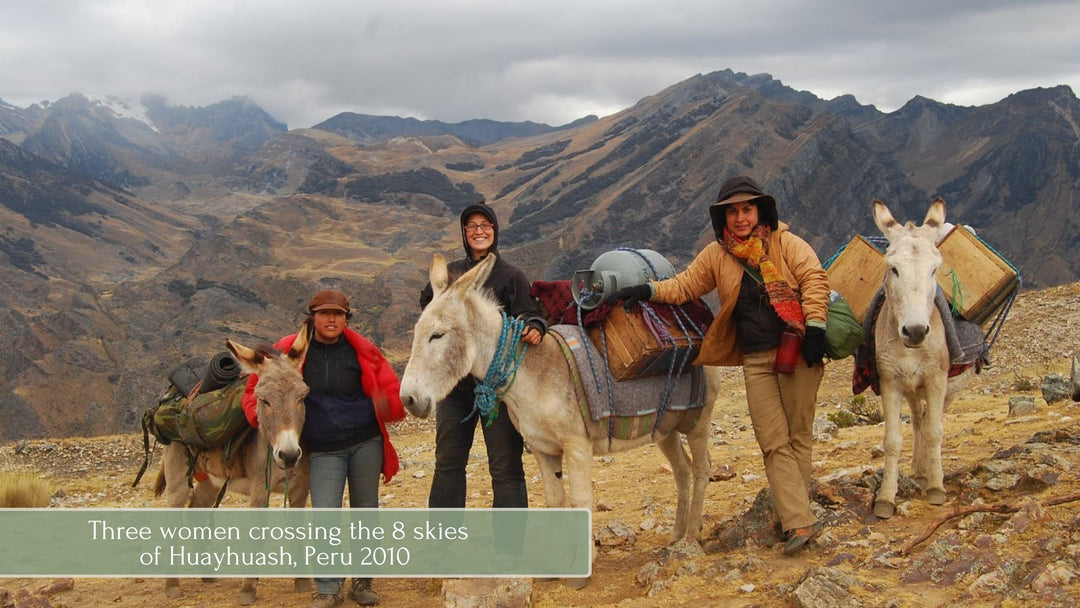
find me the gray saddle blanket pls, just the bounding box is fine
[549,324,706,422]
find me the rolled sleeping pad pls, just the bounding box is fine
[199,351,241,393]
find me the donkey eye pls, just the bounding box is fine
[891,267,900,277]
[258,398,271,408]
[429,332,445,342]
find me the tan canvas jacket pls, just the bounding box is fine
[650,222,830,367]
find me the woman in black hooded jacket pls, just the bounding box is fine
[419,201,547,510]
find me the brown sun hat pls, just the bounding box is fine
[307,289,350,313]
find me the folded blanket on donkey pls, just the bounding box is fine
[547,325,707,442]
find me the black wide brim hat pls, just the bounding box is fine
[708,175,779,237]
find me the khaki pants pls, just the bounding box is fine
[742,349,824,531]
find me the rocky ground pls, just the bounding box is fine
[2,282,1080,608]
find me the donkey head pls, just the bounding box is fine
[873,197,946,348]
[399,253,498,419]
[226,327,310,469]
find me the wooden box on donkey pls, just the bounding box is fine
[826,227,1018,326]
[588,305,704,381]
[934,225,1019,325]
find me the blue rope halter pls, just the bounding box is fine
[472,311,529,426]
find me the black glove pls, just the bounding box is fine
[605,284,652,311]
[802,325,827,367]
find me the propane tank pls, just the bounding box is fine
[570,248,676,310]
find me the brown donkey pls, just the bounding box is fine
[154,329,311,604]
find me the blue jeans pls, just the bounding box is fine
[310,435,383,595]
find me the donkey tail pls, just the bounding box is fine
[153,465,166,497]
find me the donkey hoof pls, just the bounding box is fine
[565,576,592,590]
[238,590,257,605]
[873,500,895,519]
[294,578,313,592]
[926,488,947,505]
[165,586,182,599]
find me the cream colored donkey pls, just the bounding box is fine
[398,253,719,583]
[871,198,971,519]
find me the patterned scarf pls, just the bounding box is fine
[722,225,806,334]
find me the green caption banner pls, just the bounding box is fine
[0,508,591,578]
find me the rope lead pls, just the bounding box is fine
[472,312,529,426]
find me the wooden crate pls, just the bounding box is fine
[934,226,1019,324]
[969,275,1019,326]
[588,306,703,381]
[826,236,886,323]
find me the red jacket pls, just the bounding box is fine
[242,328,407,483]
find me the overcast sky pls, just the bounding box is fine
[2,1,1078,130]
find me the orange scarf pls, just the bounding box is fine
[722,225,806,334]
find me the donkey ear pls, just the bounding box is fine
[872,199,899,239]
[429,254,449,296]
[924,197,946,228]
[287,322,310,366]
[226,338,264,374]
[455,253,496,294]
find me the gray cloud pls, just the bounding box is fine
[2,0,1077,129]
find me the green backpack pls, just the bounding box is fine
[824,292,865,360]
[132,367,252,490]
[144,378,250,449]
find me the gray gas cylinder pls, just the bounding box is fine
[570,248,676,310]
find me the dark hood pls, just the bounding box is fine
[459,202,499,257]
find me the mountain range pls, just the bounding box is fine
[1,68,1078,440]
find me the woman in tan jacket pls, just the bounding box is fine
[609,175,830,555]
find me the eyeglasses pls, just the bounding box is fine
[464,222,494,233]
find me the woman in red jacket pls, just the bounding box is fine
[242,289,406,607]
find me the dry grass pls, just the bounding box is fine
[0,470,51,508]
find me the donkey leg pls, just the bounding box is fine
[875,391,904,519]
[910,397,929,490]
[189,478,219,508]
[532,452,567,508]
[286,464,313,593]
[238,451,273,606]
[563,441,595,590]
[655,432,692,542]
[685,418,712,542]
[159,444,191,598]
[923,387,948,505]
[681,369,721,541]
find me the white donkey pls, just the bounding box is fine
[399,254,719,557]
[871,198,969,519]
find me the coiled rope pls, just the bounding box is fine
[471,311,529,426]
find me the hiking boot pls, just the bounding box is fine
[782,521,823,555]
[762,521,786,547]
[349,578,380,606]
[310,591,343,608]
